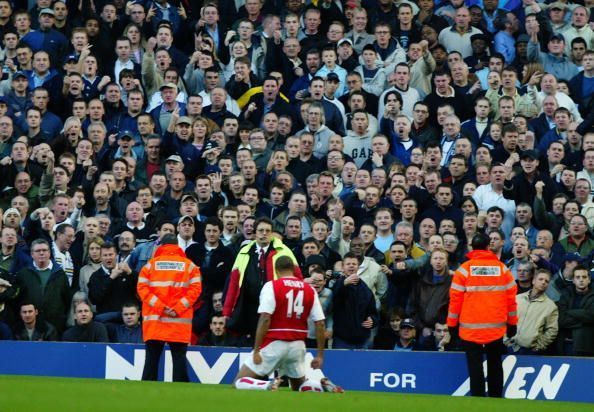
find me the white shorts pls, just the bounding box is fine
[244,340,306,379]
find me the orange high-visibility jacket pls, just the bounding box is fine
[137,244,202,343]
[447,250,518,344]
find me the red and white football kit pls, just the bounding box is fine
[244,276,325,378]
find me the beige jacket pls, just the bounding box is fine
[514,291,559,351]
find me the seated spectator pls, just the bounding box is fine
[62,301,109,343]
[423,321,455,352]
[107,302,143,344]
[198,314,243,347]
[14,302,59,341]
[393,318,422,352]
[373,306,405,350]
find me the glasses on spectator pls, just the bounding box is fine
[249,136,265,141]
[328,156,342,161]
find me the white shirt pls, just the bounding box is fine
[52,242,74,286]
[473,183,516,237]
[177,235,196,251]
[114,59,134,87]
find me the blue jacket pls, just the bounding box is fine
[527,40,578,81]
[150,102,187,135]
[23,69,63,112]
[390,133,417,166]
[332,276,378,344]
[149,2,182,34]
[537,128,563,153]
[461,117,492,145]
[162,130,205,179]
[22,29,68,62]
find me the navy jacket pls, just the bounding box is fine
[332,276,378,344]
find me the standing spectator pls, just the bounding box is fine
[16,239,70,334]
[88,242,138,323]
[447,233,517,398]
[224,217,300,339]
[509,269,558,355]
[332,253,378,349]
[409,248,452,341]
[556,265,594,356]
[137,234,202,382]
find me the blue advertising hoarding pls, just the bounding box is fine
[0,341,590,402]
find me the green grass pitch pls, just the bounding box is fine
[1,375,593,412]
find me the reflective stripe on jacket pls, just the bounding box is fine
[223,238,300,318]
[447,249,518,344]
[137,244,202,343]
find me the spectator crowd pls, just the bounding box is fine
[0,0,593,357]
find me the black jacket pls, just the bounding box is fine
[332,276,378,344]
[408,267,452,330]
[16,264,71,333]
[88,267,139,315]
[556,287,594,355]
[185,243,234,299]
[62,321,109,343]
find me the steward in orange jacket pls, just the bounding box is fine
[137,237,202,382]
[447,234,517,398]
[447,250,518,343]
[138,243,202,343]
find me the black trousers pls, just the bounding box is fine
[142,340,189,382]
[463,338,505,398]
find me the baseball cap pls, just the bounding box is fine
[400,318,415,329]
[12,71,27,80]
[550,33,565,42]
[160,82,178,91]
[205,165,221,175]
[181,193,197,204]
[166,154,183,163]
[178,215,195,225]
[326,73,340,83]
[337,38,353,47]
[548,1,567,10]
[118,130,134,140]
[64,54,78,64]
[517,34,530,44]
[203,140,218,152]
[520,149,539,160]
[39,8,55,16]
[563,252,583,264]
[176,116,192,125]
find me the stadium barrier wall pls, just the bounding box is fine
[0,341,591,402]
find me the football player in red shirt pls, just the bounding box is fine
[233,256,342,392]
